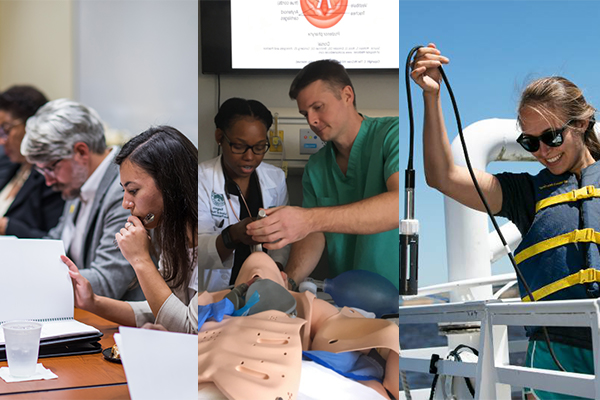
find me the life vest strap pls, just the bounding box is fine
[514,228,600,264]
[535,185,600,213]
[522,268,600,302]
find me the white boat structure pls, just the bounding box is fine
[398,119,600,399]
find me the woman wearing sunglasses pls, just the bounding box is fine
[412,44,597,399]
[199,98,290,292]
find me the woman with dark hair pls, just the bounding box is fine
[0,85,64,237]
[63,125,198,334]
[199,97,290,291]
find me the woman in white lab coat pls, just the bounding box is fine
[198,98,289,291]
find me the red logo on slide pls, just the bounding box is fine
[301,0,348,29]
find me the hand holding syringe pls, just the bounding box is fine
[250,209,267,253]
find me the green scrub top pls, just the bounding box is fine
[302,116,399,289]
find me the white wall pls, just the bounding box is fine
[198,12,400,278]
[76,0,198,147]
[198,3,399,162]
[198,72,399,163]
[0,1,198,149]
[0,0,73,99]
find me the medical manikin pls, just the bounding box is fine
[198,252,399,400]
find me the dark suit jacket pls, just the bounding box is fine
[0,148,18,185]
[0,165,65,238]
[47,158,145,301]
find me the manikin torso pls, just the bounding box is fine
[198,252,399,400]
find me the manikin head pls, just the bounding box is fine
[234,252,286,288]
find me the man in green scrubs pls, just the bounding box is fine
[246,60,399,290]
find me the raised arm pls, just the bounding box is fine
[78,181,140,299]
[412,43,503,214]
[116,216,173,317]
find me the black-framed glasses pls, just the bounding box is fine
[34,159,63,177]
[516,121,572,153]
[0,120,24,140]
[222,132,270,155]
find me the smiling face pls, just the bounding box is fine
[519,107,594,177]
[120,159,164,229]
[295,79,354,143]
[217,117,268,183]
[0,110,27,163]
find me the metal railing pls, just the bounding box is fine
[398,298,600,399]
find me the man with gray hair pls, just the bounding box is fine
[21,98,144,300]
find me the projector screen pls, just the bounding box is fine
[201,0,399,73]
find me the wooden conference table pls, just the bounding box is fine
[0,309,130,399]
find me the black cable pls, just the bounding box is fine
[217,73,221,108]
[405,46,421,172]
[437,67,533,295]
[217,73,222,156]
[428,374,439,400]
[403,46,423,206]
[404,46,566,373]
[399,47,423,296]
[437,66,565,373]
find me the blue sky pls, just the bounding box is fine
[399,1,600,287]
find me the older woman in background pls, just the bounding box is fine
[0,86,64,237]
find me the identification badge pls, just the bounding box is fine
[211,191,227,219]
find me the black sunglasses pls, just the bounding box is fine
[516,121,572,153]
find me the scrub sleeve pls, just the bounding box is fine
[302,116,399,288]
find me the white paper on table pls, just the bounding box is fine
[0,364,58,382]
[0,239,72,323]
[117,327,197,400]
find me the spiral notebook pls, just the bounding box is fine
[0,239,102,354]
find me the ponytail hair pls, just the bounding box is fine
[584,117,600,160]
[518,76,599,160]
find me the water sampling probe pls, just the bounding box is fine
[402,45,566,377]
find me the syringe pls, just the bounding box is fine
[250,209,267,253]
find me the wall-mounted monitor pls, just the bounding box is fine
[200,0,399,74]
